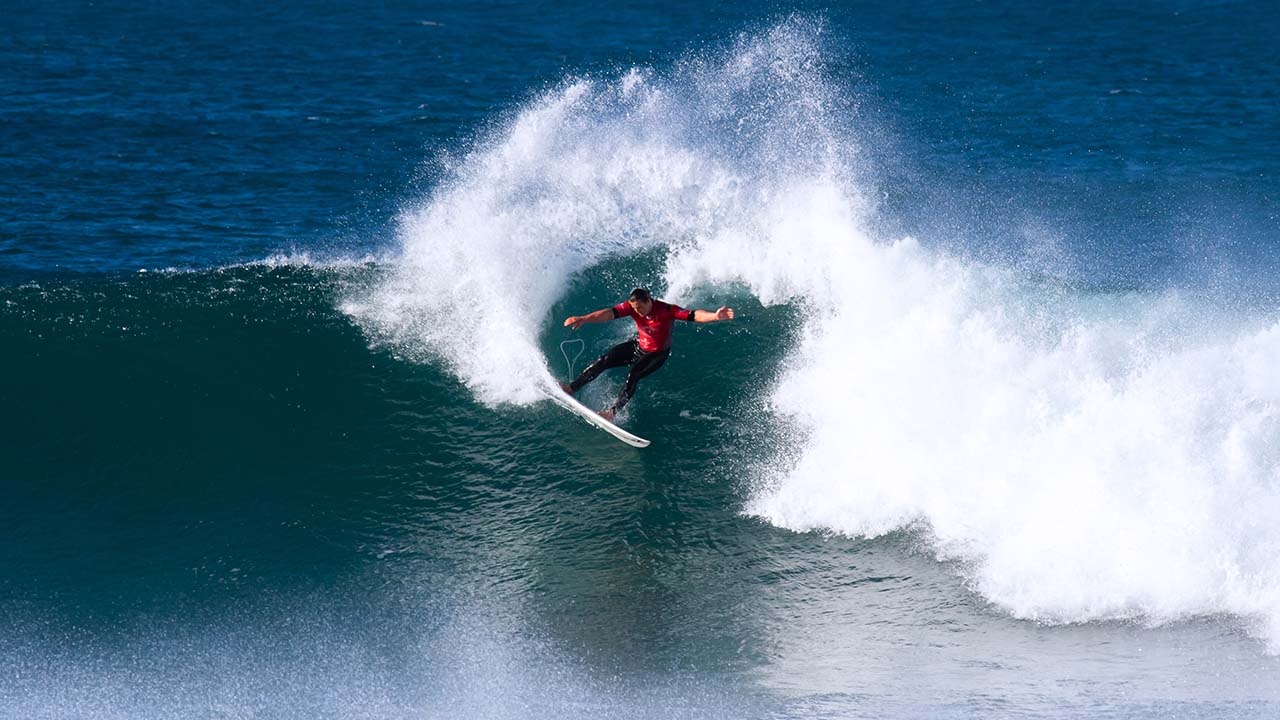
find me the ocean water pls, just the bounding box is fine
[4,2,1280,718]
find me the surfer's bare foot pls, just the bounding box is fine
[598,408,615,422]
[559,382,574,395]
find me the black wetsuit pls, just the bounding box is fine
[568,340,670,413]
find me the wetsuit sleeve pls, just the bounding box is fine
[672,305,695,321]
[612,302,633,319]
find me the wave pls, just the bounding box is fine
[340,19,859,404]
[341,20,1280,651]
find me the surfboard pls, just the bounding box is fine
[544,380,651,448]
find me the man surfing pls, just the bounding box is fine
[560,288,735,422]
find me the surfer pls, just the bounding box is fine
[561,288,735,421]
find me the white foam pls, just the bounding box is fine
[343,20,853,406]
[345,20,1280,649]
[234,251,386,270]
[727,231,1280,647]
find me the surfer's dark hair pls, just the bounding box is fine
[629,288,652,303]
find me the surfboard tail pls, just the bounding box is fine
[543,380,651,448]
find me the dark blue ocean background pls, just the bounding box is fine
[4,2,1280,718]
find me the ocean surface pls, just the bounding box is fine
[4,2,1280,718]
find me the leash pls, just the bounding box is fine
[559,338,585,378]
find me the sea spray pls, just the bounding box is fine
[341,20,858,405]
[344,20,1280,650]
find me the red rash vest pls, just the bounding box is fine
[613,300,694,352]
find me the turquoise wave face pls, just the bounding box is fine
[0,263,785,606]
[0,264,793,717]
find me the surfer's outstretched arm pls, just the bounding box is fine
[691,306,735,322]
[563,308,616,330]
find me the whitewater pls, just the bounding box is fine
[342,21,1280,651]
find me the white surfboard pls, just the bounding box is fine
[544,380,651,448]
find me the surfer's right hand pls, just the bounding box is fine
[563,316,585,330]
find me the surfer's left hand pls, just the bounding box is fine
[715,306,735,321]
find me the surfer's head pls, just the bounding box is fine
[628,287,653,316]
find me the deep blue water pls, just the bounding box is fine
[4,2,1280,718]
[7,2,1278,281]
